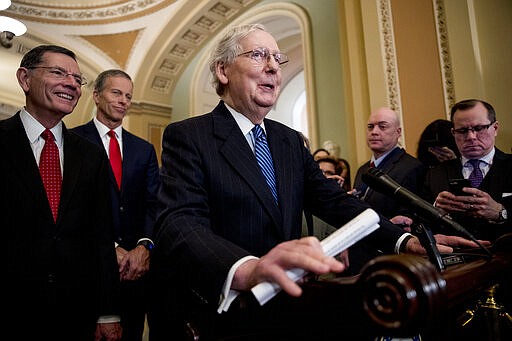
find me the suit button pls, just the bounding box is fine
[48,273,56,283]
[119,206,124,212]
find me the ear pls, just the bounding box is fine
[215,61,229,86]
[16,68,30,93]
[92,90,100,105]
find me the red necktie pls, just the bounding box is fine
[39,129,62,223]
[370,161,375,168]
[108,130,122,189]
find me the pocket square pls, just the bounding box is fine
[502,193,512,198]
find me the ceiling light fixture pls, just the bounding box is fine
[0,0,27,49]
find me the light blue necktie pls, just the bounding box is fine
[252,124,278,203]
[468,159,484,188]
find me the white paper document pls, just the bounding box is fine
[251,208,380,305]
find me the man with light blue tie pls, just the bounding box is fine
[148,24,481,341]
[423,99,511,242]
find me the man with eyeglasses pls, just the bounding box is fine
[0,45,122,340]
[423,99,511,242]
[148,24,481,340]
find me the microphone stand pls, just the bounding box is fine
[410,221,445,272]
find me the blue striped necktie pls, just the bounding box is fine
[252,124,278,203]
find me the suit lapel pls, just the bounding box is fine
[5,114,55,225]
[365,147,404,199]
[213,103,283,233]
[482,148,508,194]
[378,147,404,173]
[120,130,138,191]
[82,121,119,190]
[265,119,294,239]
[59,125,83,224]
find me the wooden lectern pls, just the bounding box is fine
[298,233,512,340]
[186,234,512,340]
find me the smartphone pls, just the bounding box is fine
[423,137,442,148]
[448,178,471,196]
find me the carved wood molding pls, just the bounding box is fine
[433,0,455,116]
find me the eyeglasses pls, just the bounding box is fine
[28,66,87,86]
[452,123,494,136]
[322,170,336,176]
[237,47,289,66]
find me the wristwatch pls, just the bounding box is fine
[498,206,508,221]
[137,240,154,251]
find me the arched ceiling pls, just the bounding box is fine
[1,0,266,109]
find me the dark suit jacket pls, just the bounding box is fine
[354,147,427,219]
[1,113,120,338]
[423,148,512,241]
[71,120,160,249]
[346,147,426,275]
[150,101,406,315]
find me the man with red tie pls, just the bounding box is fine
[72,69,161,341]
[1,45,121,340]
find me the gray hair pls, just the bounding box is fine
[94,69,132,92]
[208,23,267,96]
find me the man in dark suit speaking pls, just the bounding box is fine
[1,45,121,340]
[148,24,479,340]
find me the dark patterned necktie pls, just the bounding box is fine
[468,159,483,188]
[252,124,278,203]
[108,130,122,189]
[39,129,62,222]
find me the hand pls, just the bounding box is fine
[118,245,150,281]
[389,215,413,232]
[428,146,457,162]
[435,188,502,220]
[326,174,345,188]
[347,188,361,197]
[336,249,350,268]
[403,234,491,254]
[232,237,345,297]
[95,322,122,341]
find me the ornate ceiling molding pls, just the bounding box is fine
[7,0,174,24]
[146,0,258,97]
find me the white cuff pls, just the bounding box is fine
[217,255,258,314]
[395,232,414,254]
[97,315,121,323]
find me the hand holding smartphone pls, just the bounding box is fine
[449,178,471,196]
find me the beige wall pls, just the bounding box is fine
[445,0,512,151]
[338,0,512,174]
[391,0,447,152]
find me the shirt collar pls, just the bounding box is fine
[372,145,400,167]
[225,102,267,136]
[20,107,63,148]
[461,147,495,166]
[93,117,122,139]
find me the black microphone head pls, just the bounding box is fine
[368,167,384,177]
[362,167,402,195]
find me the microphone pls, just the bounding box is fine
[362,167,491,256]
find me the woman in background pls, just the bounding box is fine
[417,119,460,167]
